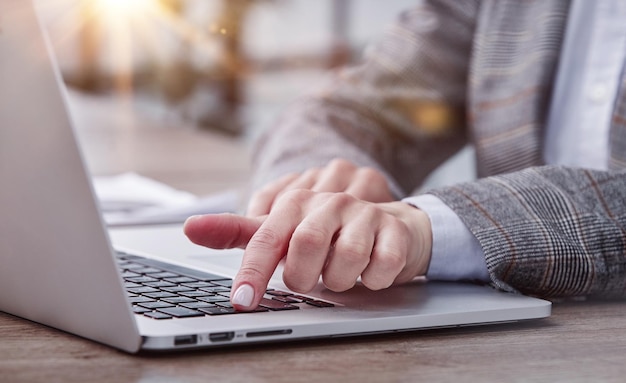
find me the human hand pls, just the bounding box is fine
[184,190,432,311]
[246,158,394,217]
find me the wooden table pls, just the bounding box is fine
[2,92,626,382]
[2,300,626,382]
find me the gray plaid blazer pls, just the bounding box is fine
[251,0,626,298]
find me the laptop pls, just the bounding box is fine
[0,0,551,353]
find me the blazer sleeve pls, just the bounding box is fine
[249,0,480,198]
[427,166,626,299]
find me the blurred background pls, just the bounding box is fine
[35,0,420,201]
[38,0,416,136]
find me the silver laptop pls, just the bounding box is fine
[0,0,551,353]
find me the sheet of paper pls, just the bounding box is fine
[92,172,239,226]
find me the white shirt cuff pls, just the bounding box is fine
[402,194,490,282]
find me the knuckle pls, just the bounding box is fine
[322,274,355,292]
[387,218,410,237]
[335,241,371,265]
[326,192,356,209]
[328,158,355,171]
[374,244,407,276]
[249,227,283,251]
[280,188,312,203]
[283,273,317,293]
[360,204,382,220]
[259,181,278,194]
[361,275,393,291]
[356,168,391,198]
[279,172,299,182]
[291,225,329,251]
[382,249,407,271]
[357,167,383,182]
[301,167,321,180]
[251,188,274,205]
[236,261,269,286]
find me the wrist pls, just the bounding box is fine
[380,201,433,278]
[407,205,433,276]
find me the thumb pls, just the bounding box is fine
[183,213,264,249]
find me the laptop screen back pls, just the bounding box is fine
[0,0,140,352]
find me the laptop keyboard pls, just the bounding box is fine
[117,252,334,319]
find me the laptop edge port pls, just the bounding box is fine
[246,329,293,338]
[209,331,235,342]
[174,334,198,346]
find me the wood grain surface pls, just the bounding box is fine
[2,300,626,383]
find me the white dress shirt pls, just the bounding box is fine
[404,0,626,282]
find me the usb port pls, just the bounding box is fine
[174,335,197,346]
[209,332,235,342]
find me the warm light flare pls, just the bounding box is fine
[38,0,225,96]
[93,0,155,19]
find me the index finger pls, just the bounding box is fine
[231,193,306,310]
[183,213,263,249]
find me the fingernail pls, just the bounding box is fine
[231,283,255,308]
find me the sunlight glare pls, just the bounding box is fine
[93,0,154,18]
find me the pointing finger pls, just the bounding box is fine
[231,190,312,310]
[183,214,263,249]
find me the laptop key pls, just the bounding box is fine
[138,301,176,309]
[305,300,335,308]
[157,307,205,318]
[126,276,159,284]
[161,297,196,304]
[121,271,141,278]
[149,272,180,279]
[164,277,198,284]
[134,267,163,274]
[271,296,300,304]
[265,290,293,297]
[143,311,173,320]
[197,295,230,303]
[259,298,299,311]
[198,307,238,316]
[143,281,177,288]
[211,279,234,287]
[198,286,231,294]
[133,306,152,314]
[179,290,211,298]
[292,295,316,302]
[127,256,229,281]
[122,263,148,271]
[127,286,159,294]
[143,291,178,299]
[161,286,195,293]
[181,281,215,288]
[180,301,218,309]
[128,296,155,303]
[128,296,155,304]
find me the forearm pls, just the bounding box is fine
[250,0,478,196]
[427,166,626,299]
